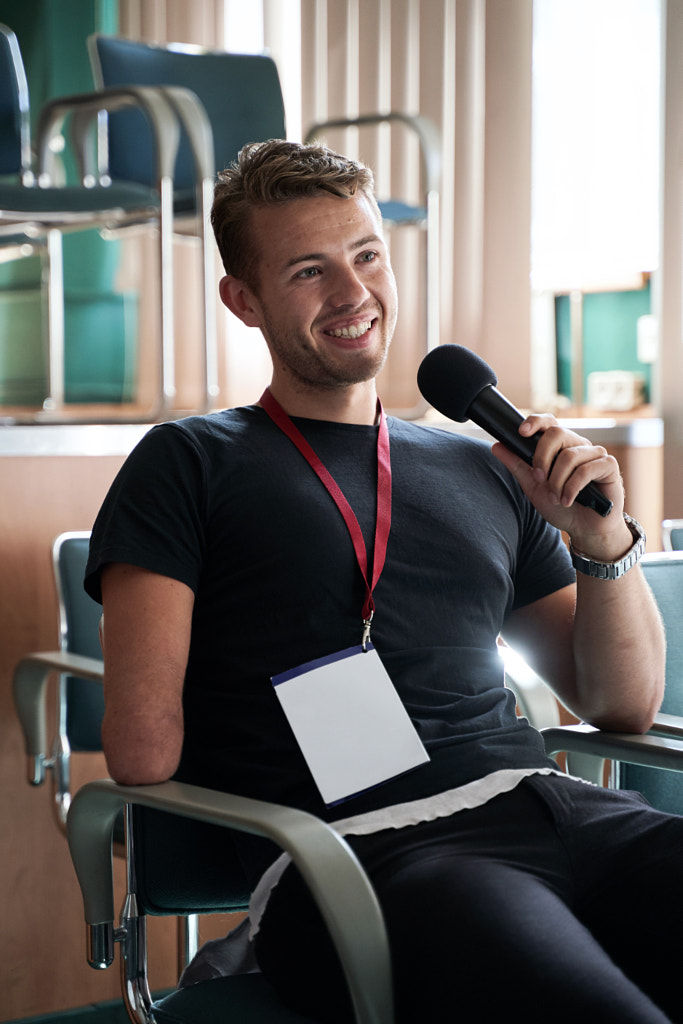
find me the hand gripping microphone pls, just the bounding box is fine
[417,344,612,517]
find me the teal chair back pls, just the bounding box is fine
[0,22,28,175]
[55,532,107,751]
[662,519,683,552]
[89,35,286,202]
[618,552,683,813]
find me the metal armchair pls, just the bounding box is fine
[68,778,394,1023]
[0,23,209,422]
[89,34,288,419]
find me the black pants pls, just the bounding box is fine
[254,775,683,1023]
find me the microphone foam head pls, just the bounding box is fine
[417,344,497,422]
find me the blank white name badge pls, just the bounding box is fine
[272,644,430,807]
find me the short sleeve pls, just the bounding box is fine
[84,423,208,603]
[511,505,576,611]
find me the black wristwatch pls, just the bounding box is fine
[569,514,646,580]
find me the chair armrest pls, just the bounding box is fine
[158,85,215,183]
[68,778,393,1024]
[542,718,683,772]
[648,712,683,739]
[305,111,442,194]
[12,651,103,784]
[34,85,183,186]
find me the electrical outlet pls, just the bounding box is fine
[637,314,658,364]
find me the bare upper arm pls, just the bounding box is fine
[100,562,195,785]
[501,584,578,711]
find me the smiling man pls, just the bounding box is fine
[216,149,398,420]
[85,141,683,1024]
[221,192,395,409]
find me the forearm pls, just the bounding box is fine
[571,566,665,732]
[100,563,194,786]
[102,688,185,785]
[491,417,666,733]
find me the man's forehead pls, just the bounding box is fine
[250,193,384,265]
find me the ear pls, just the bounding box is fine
[219,275,262,328]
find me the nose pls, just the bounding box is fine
[327,261,370,309]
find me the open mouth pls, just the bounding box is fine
[324,319,374,339]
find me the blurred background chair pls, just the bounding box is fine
[662,519,683,551]
[612,551,683,813]
[12,532,105,830]
[89,34,287,417]
[305,111,441,410]
[0,22,194,422]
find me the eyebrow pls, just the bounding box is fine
[285,234,383,269]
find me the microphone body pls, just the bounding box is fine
[417,345,613,518]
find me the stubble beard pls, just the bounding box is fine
[263,314,391,392]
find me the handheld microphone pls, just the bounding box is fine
[417,344,612,517]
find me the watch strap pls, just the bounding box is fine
[570,514,646,580]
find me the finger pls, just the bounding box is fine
[527,423,594,483]
[518,413,558,437]
[549,447,619,508]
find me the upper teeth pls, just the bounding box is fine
[328,321,372,339]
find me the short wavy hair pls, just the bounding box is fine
[211,139,379,292]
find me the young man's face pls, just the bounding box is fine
[231,191,398,395]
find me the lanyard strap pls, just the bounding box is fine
[260,388,392,646]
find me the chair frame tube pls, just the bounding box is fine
[36,86,181,421]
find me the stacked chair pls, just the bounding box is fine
[0,23,205,421]
[88,35,288,420]
[90,36,443,420]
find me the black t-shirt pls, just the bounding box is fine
[86,408,575,822]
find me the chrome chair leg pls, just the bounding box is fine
[119,804,155,1022]
[178,914,199,977]
[120,891,155,1024]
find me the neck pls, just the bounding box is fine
[265,380,381,425]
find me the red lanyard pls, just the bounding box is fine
[259,388,392,649]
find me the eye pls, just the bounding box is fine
[358,250,377,263]
[295,265,321,279]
